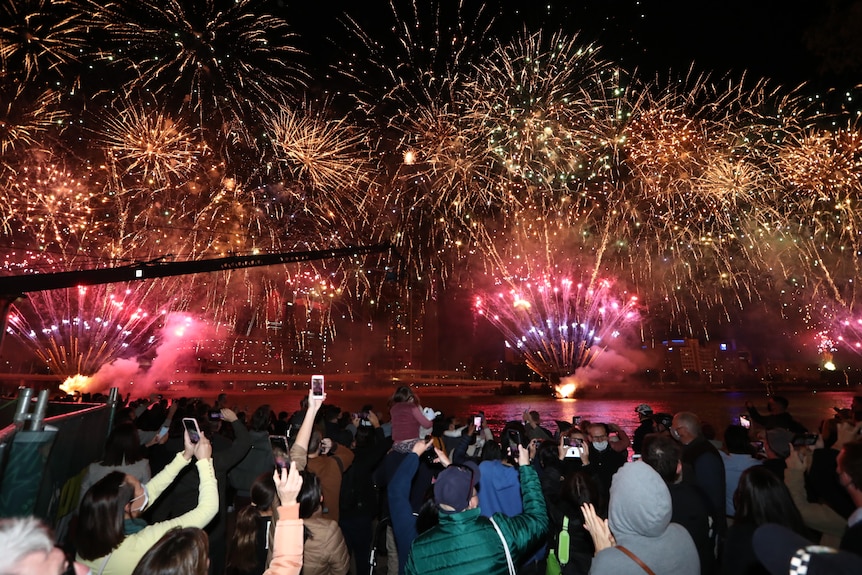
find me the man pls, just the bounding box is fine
[642,434,715,575]
[837,439,862,554]
[522,409,553,441]
[584,422,628,500]
[632,403,655,454]
[744,395,807,433]
[405,444,547,575]
[0,517,89,575]
[671,411,726,536]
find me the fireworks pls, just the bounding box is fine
[475,274,640,382]
[6,283,171,376]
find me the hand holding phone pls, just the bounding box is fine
[473,415,483,432]
[182,417,201,444]
[311,375,325,398]
[739,414,751,429]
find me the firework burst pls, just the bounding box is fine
[475,273,640,382]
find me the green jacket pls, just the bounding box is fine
[405,464,548,575]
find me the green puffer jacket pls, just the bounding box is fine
[405,464,548,575]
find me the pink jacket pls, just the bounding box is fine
[264,503,304,575]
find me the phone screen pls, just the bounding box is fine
[270,435,289,470]
[473,415,482,430]
[311,375,325,398]
[182,418,201,444]
[507,430,521,457]
[739,415,751,429]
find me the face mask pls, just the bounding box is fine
[129,485,148,513]
[592,441,608,452]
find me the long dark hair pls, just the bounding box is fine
[131,527,209,575]
[390,386,415,404]
[227,471,276,573]
[733,466,805,533]
[76,471,135,560]
[297,470,322,542]
[102,422,146,466]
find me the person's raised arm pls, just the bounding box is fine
[288,391,325,471]
[265,462,305,575]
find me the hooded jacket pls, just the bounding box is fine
[589,461,699,575]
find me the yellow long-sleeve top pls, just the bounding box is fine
[78,453,219,575]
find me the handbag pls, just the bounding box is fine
[545,516,570,575]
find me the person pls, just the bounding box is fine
[130,527,209,575]
[836,439,862,554]
[79,421,153,505]
[523,409,554,442]
[753,523,862,575]
[289,391,354,524]
[0,516,90,575]
[642,434,715,575]
[75,429,218,575]
[389,386,435,452]
[264,462,307,575]
[760,427,793,480]
[297,470,350,575]
[226,471,279,575]
[744,396,806,434]
[404,444,548,575]
[544,471,600,575]
[720,424,761,518]
[805,413,859,520]
[230,404,277,504]
[672,411,727,536]
[632,404,655,454]
[582,460,700,575]
[584,423,628,500]
[720,466,807,575]
[339,409,391,575]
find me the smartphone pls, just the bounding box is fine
[506,429,521,458]
[563,436,572,446]
[632,453,642,461]
[739,414,751,429]
[792,433,818,447]
[565,445,583,458]
[311,375,325,398]
[750,440,765,453]
[572,415,582,426]
[270,435,289,470]
[609,431,619,443]
[182,417,201,444]
[472,415,482,432]
[156,425,170,440]
[208,410,222,421]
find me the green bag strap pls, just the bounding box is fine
[557,516,570,565]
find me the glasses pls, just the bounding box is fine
[590,434,607,441]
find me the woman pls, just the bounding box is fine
[79,422,152,505]
[131,527,209,575]
[388,386,433,452]
[720,465,807,575]
[75,430,217,575]
[298,471,349,575]
[226,472,278,575]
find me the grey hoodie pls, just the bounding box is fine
[589,461,700,575]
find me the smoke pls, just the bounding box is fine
[573,345,660,387]
[83,313,220,395]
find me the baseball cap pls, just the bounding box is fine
[753,523,862,575]
[766,428,794,459]
[433,462,481,513]
[635,404,653,416]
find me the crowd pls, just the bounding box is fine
[2,388,862,575]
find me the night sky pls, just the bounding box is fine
[284,0,862,92]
